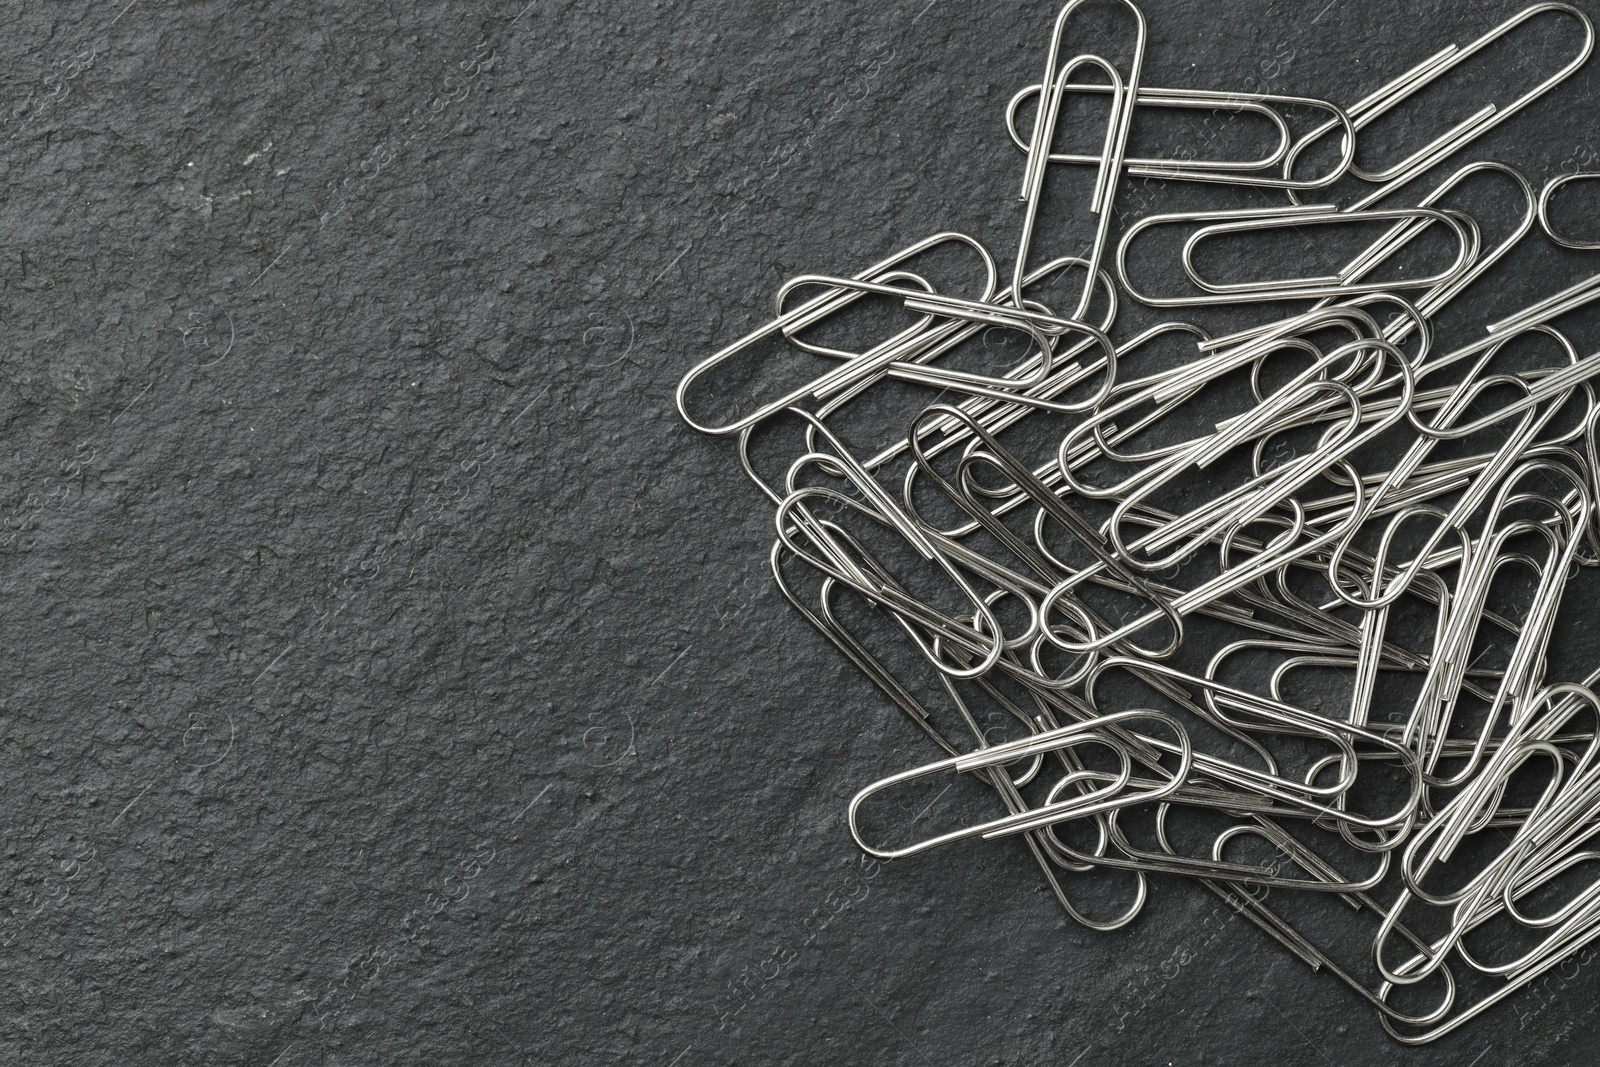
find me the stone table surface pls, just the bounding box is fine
[4,0,1600,1063]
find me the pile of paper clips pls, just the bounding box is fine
[676,0,1600,1044]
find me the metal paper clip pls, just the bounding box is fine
[1117,204,1475,306]
[1005,83,1357,189]
[1283,3,1593,197]
[1539,172,1600,249]
[677,232,997,434]
[847,710,1190,859]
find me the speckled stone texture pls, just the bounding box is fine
[3,0,1600,1063]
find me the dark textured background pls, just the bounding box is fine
[5,0,1600,1063]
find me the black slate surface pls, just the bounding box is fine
[5,0,1600,1063]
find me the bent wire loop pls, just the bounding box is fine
[1003,82,1357,190]
[676,232,999,434]
[1283,3,1594,201]
[1539,172,1600,249]
[847,709,1192,859]
[1117,205,1476,306]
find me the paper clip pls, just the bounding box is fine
[676,232,997,435]
[1539,172,1600,249]
[1282,3,1594,198]
[847,709,1191,859]
[1117,204,1475,306]
[1004,84,1357,190]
